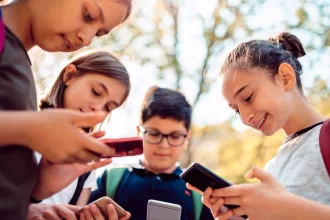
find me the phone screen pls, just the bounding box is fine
[101,137,143,158]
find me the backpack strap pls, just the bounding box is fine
[192,191,202,220]
[69,172,91,205]
[105,167,127,199]
[320,119,330,177]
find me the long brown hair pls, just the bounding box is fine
[40,50,131,109]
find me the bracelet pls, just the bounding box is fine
[30,196,42,204]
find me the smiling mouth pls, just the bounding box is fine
[256,113,267,129]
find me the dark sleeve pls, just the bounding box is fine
[200,204,214,220]
[88,171,107,203]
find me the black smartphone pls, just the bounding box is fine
[180,163,248,219]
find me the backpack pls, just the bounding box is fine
[320,118,330,177]
[69,172,91,205]
[105,167,203,220]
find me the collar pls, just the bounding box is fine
[131,159,182,180]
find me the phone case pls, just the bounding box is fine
[75,196,126,219]
[100,137,143,158]
[147,200,181,220]
[180,163,248,219]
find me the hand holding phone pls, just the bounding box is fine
[147,200,181,220]
[180,163,248,219]
[100,137,143,158]
[75,197,127,219]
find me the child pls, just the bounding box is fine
[189,32,330,218]
[28,50,131,220]
[89,86,214,220]
[0,0,132,219]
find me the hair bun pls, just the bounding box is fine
[268,32,306,59]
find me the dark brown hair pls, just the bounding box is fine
[140,86,192,130]
[220,32,306,92]
[40,50,130,109]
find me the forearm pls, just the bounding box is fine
[282,193,330,220]
[0,111,34,147]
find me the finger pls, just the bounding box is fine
[90,204,105,220]
[245,167,273,183]
[71,111,107,128]
[211,197,225,218]
[80,212,87,220]
[202,187,213,208]
[223,197,241,206]
[106,204,118,220]
[212,186,243,198]
[215,210,234,220]
[42,209,62,220]
[83,159,113,173]
[75,150,102,163]
[89,131,106,139]
[64,204,83,213]
[119,212,131,220]
[80,134,115,157]
[186,183,203,195]
[54,205,77,220]
[230,207,246,218]
[83,206,94,220]
[209,195,218,204]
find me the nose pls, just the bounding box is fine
[90,103,104,112]
[77,27,98,47]
[158,136,170,148]
[239,106,254,126]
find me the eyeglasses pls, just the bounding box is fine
[138,126,187,147]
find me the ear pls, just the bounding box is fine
[184,130,192,150]
[136,125,142,137]
[63,64,78,86]
[275,63,296,91]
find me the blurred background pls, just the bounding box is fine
[29,0,330,183]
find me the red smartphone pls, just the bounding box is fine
[101,137,143,158]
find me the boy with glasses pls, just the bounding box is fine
[89,86,213,220]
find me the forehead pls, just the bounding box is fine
[221,68,269,99]
[94,0,128,29]
[143,116,187,133]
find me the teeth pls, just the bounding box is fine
[256,114,267,129]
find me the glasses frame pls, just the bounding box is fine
[138,126,187,147]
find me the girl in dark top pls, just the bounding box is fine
[0,0,132,219]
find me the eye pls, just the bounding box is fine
[170,134,182,139]
[83,7,94,23]
[148,132,161,137]
[92,88,101,97]
[245,93,253,103]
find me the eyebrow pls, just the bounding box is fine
[98,82,120,107]
[144,127,187,134]
[234,84,249,99]
[94,2,111,35]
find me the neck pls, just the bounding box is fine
[141,159,177,174]
[282,96,327,136]
[2,0,35,51]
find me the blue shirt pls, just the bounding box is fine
[90,162,213,220]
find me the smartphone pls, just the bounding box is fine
[100,137,143,158]
[147,200,182,220]
[75,196,126,219]
[180,163,248,219]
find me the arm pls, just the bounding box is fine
[0,110,115,163]
[189,167,330,220]
[77,188,92,206]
